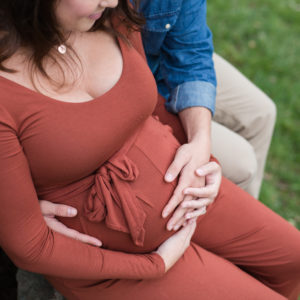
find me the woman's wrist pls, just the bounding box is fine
[150,252,167,274]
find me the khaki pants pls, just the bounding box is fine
[211,54,276,198]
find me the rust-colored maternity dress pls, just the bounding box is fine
[0,19,299,300]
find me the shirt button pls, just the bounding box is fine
[165,23,171,30]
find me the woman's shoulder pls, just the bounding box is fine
[0,51,35,104]
[0,70,25,107]
[0,55,29,130]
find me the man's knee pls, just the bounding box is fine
[226,144,257,189]
[211,121,257,190]
[255,94,277,128]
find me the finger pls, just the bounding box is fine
[195,161,220,177]
[40,200,77,217]
[181,198,212,209]
[173,217,188,231]
[186,216,198,225]
[185,206,207,219]
[185,219,197,239]
[183,185,216,198]
[48,219,102,247]
[69,230,102,247]
[167,205,194,231]
[163,157,207,218]
[164,145,191,183]
[176,218,196,237]
[162,189,193,218]
[166,207,186,231]
[162,173,195,218]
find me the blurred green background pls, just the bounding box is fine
[207,0,300,228]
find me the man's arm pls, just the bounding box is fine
[141,0,218,229]
[141,0,216,115]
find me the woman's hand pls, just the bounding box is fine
[39,200,102,247]
[155,220,196,272]
[181,161,221,222]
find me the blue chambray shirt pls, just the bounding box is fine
[138,0,217,115]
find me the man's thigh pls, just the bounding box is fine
[211,121,257,189]
[213,53,276,136]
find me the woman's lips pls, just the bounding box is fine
[88,11,104,20]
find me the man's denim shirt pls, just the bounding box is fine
[138,0,217,115]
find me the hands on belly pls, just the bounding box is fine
[162,142,222,231]
[38,159,221,248]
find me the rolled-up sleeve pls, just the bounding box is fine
[166,81,216,115]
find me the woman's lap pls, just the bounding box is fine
[49,243,286,300]
[48,178,299,300]
[192,176,300,299]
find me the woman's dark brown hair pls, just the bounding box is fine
[0,0,144,87]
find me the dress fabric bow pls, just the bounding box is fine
[84,137,147,247]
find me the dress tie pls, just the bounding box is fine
[83,149,147,247]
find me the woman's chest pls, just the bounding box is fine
[18,74,157,187]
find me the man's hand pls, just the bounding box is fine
[163,156,221,231]
[162,106,220,231]
[40,200,102,247]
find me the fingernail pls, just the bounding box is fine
[196,169,203,175]
[68,208,77,216]
[165,173,173,182]
[162,210,169,218]
[200,207,207,215]
[167,223,173,231]
[173,224,180,231]
[96,241,102,247]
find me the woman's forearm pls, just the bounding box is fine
[0,133,165,281]
[7,228,165,280]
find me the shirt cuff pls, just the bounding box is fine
[165,81,216,115]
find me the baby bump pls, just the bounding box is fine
[40,116,181,253]
[81,116,181,253]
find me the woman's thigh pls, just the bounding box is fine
[191,177,300,299]
[49,244,286,300]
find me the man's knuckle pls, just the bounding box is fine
[178,146,190,159]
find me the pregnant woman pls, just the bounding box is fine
[0,1,299,299]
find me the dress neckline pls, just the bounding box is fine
[0,32,127,106]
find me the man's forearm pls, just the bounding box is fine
[178,106,212,145]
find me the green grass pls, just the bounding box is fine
[207,0,300,228]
